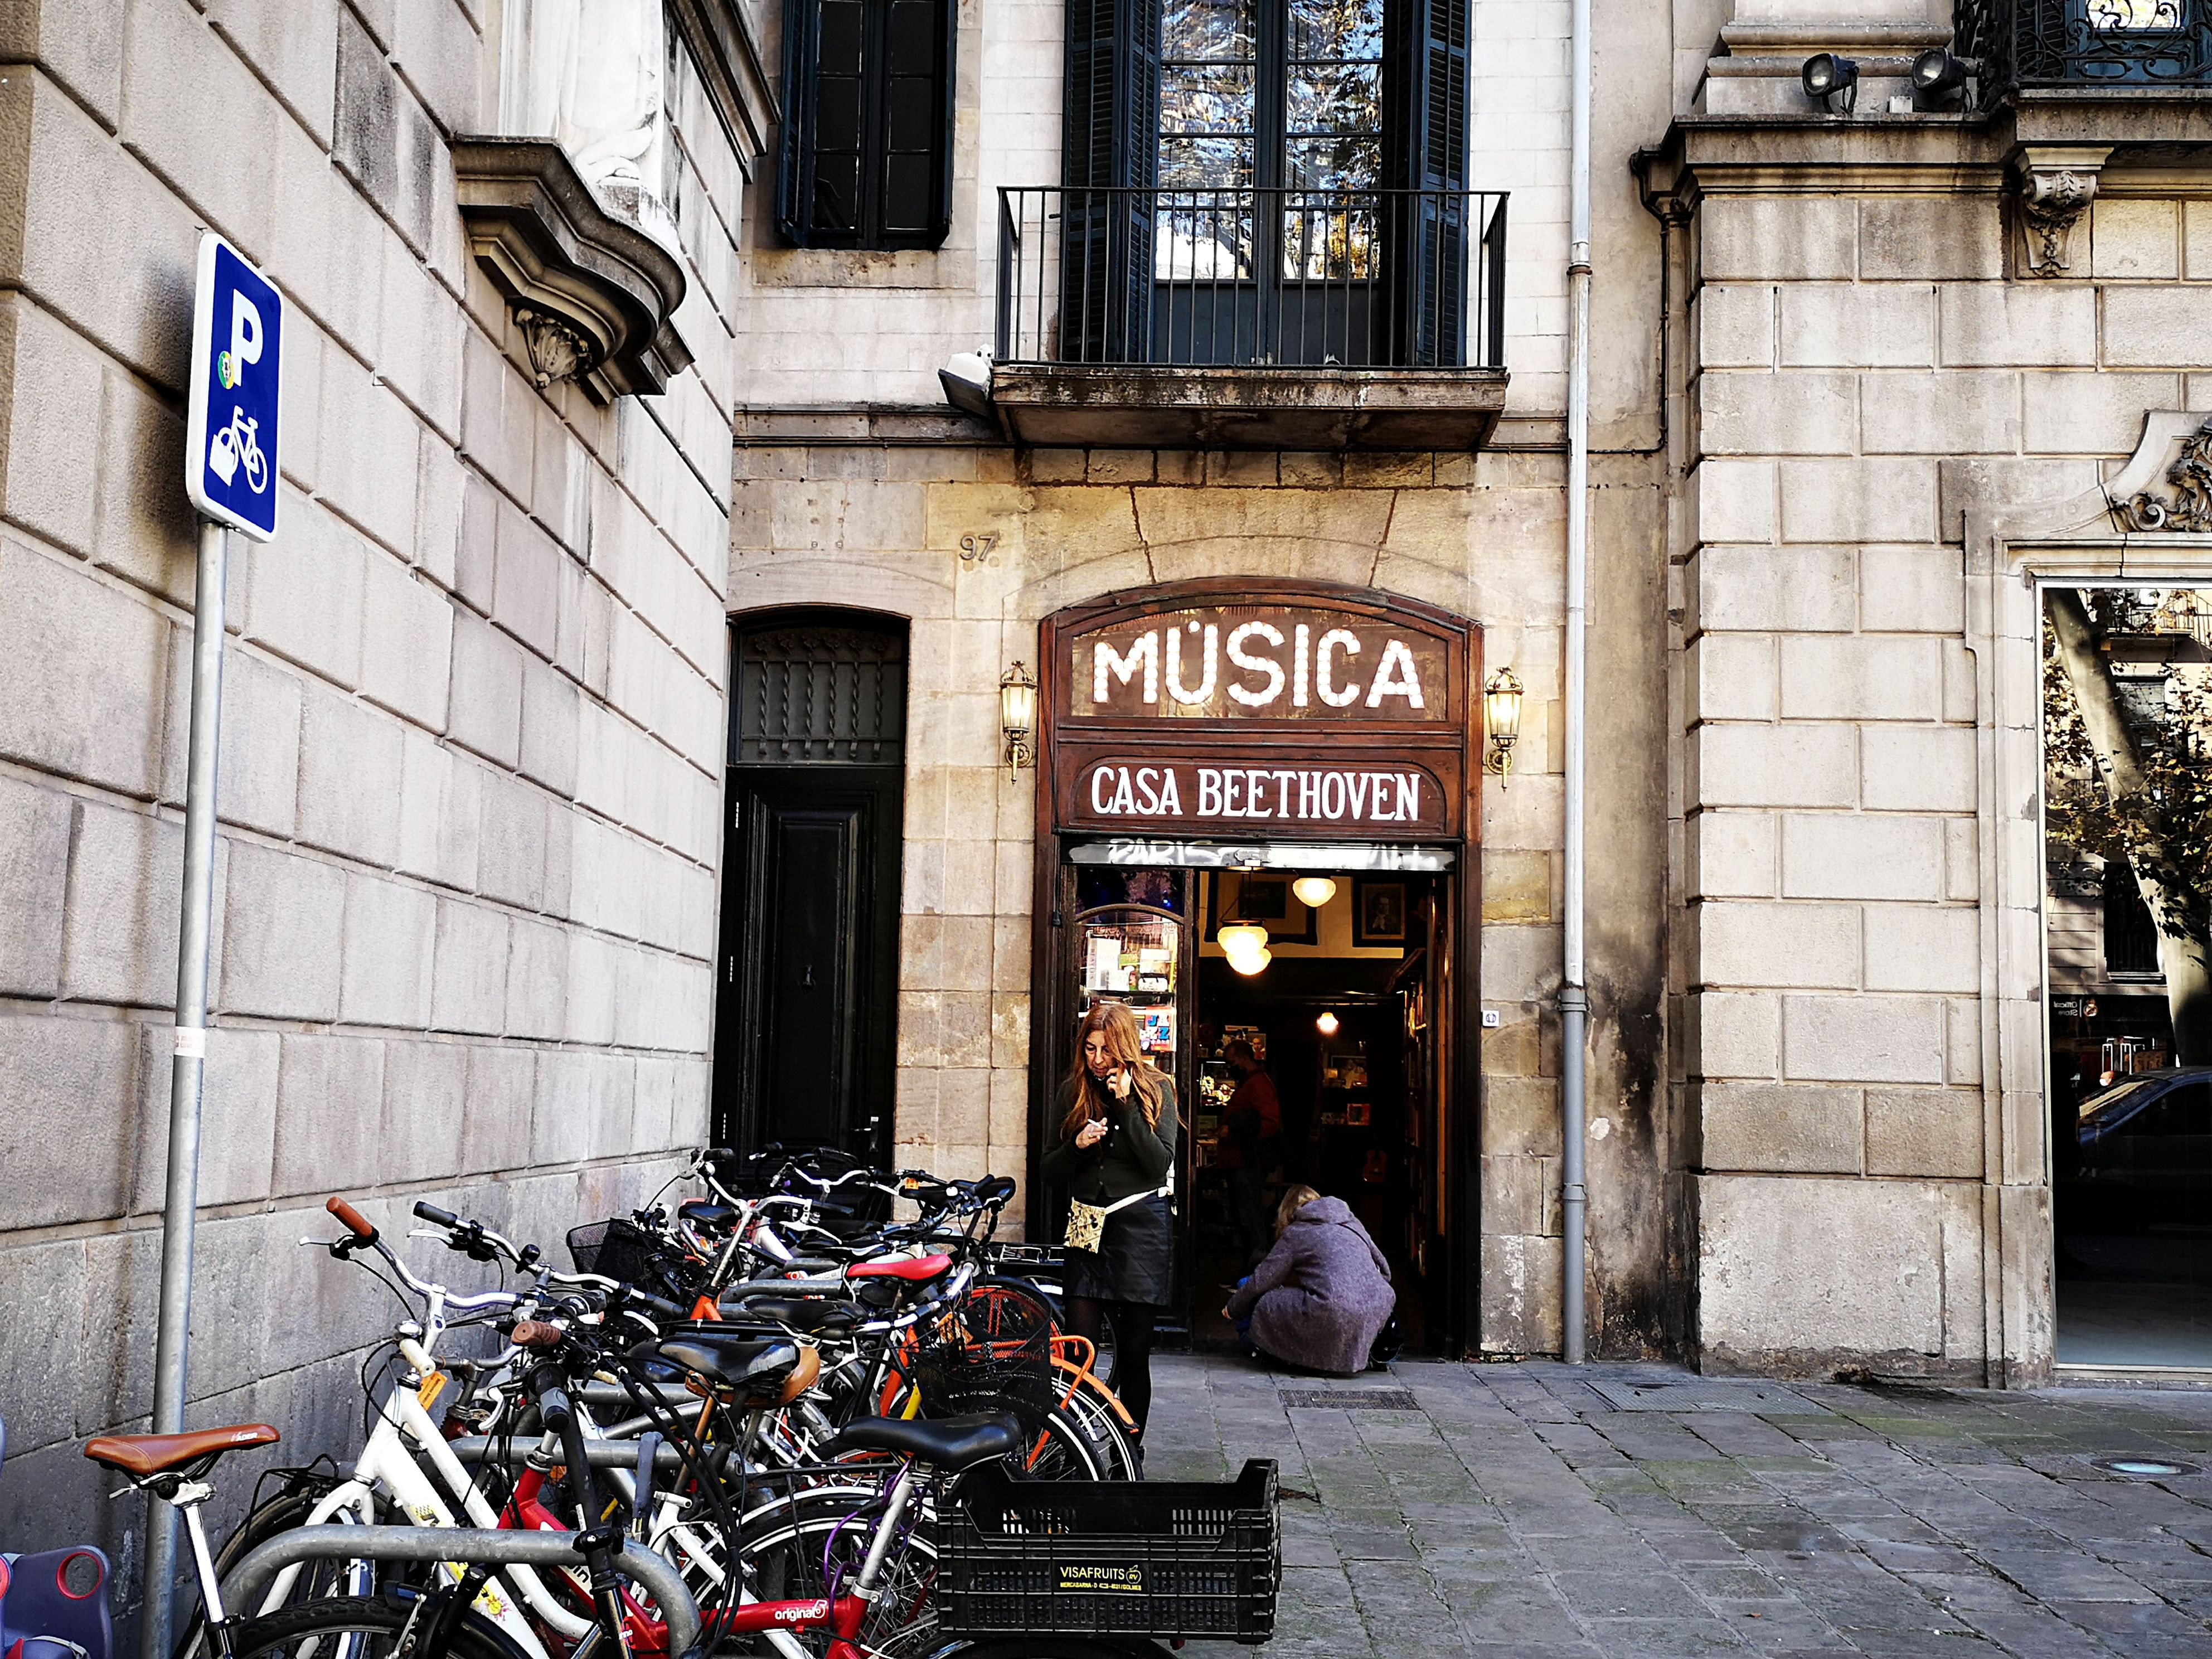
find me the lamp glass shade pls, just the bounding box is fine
[1229,945,1272,976]
[1315,1011,1341,1036]
[1483,668,1523,744]
[998,667,1037,735]
[1291,876,1337,909]
[1217,921,1268,956]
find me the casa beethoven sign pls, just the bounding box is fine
[1040,582,1478,843]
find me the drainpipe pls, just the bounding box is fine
[1560,0,1592,1364]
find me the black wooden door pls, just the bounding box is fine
[716,614,908,1158]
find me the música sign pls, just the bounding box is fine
[1041,581,1477,843]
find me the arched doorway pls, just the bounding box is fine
[716,609,909,1159]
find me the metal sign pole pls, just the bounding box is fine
[140,516,228,1659]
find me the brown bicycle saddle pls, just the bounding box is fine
[84,1423,280,1478]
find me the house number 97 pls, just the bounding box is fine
[959,532,999,563]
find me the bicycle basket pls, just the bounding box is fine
[937,1459,1279,1643]
[910,1286,1056,1416]
[566,1217,662,1285]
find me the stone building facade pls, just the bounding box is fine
[3,0,2212,1585]
[0,0,764,1570]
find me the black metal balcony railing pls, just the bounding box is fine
[994,187,1508,371]
[1957,0,2212,102]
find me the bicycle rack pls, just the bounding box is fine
[220,1526,704,1657]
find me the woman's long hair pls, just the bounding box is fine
[1061,1001,1170,1138]
[1274,1184,1322,1239]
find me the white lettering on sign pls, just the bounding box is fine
[1078,609,1440,720]
[1086,763,1427,827]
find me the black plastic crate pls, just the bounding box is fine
[937,1459,1278,1643]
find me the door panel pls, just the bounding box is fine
[718,767,903,1160]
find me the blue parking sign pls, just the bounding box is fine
[185,234,282,541]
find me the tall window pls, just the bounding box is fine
[1064,0,1467,365]
[777,0,954,249]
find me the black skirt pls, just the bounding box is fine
[1064,1194,1175,1306]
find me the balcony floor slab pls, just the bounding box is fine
[989,363,1511,451]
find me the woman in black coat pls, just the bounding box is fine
[1040,999,1178,1435]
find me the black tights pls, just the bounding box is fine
[1066,1297,1157,1434]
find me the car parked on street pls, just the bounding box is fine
[2067,1067,2212,1231]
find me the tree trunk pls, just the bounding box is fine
[2048,588,2212,1065]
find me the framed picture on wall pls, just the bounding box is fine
[1352,879,1409,947]
[1205,874,1319,946]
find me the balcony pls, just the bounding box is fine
[985,187,1510,452]
[1958,0,2212,102]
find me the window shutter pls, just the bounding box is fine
[777,0,954,249]
[1061,0,1158,361]
[1385,0,1468,363]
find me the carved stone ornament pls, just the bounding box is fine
[2115,414,2212,533]
[515,307,595,387]
[451,137,691,402]
[2020,168,2096,276]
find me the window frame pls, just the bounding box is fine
[777,0,957,251]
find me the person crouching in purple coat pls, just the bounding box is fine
[1225,1186,1396,1376]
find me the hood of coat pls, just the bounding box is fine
[1292,1195,1359,1231]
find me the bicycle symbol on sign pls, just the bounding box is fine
[206,406,269,496]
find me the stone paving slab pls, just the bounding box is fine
[1146,1355,2212,1657]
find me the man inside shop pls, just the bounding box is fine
[1218,1040,1283,1265]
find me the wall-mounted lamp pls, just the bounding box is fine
[1315,1010,1341,1037]
[998,661,1037,779]
[1291,875,1338,910]
[1800,52,1859,114]
[1483,666,1524,788]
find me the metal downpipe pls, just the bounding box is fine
[1561,0,1592,1365]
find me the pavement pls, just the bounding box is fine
[1144,1354,2212,1658]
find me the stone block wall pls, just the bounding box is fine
[1677,176,2212,1378]
[729,432,1668,1353]
[0,0,742,1576]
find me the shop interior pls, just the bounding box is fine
[1065,863,1447,1359]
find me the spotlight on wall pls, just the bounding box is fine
[939,350,995,419]
[1316,1010,1341,1037]
[998,661,1037,779]
[1909,48,1971,104]
[1483,666,1524,788]
[1800,52,1859,114]
[1292,875,1338,910]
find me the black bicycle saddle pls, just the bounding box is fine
[655,1332,801,1394]
[825,1413,1022,1471]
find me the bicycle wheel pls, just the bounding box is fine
[227,1593,515,1659]
[734,1497,942,1658]
[176,1484,376,1659]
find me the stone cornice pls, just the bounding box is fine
[1636,97,2212,207]
[453,138,692,402]
[668,0,778,169]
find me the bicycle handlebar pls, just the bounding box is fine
[326,1195,377,1243]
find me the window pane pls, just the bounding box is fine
[1161,63,1257,134]
[811,153,860,230]
[887,77,934,149]
[815,77,863,151]
[1163,0,1257,61]
[884,153,931,228]
[1158,134,1254,188]
[1289,62,1381,138]
[818,0,864,71]
[1288,0,1383,61]
[1286,134,1380,191]
[888,0,938,71]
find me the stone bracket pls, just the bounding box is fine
[2012,145,2112,278]
[452,137,692,402]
